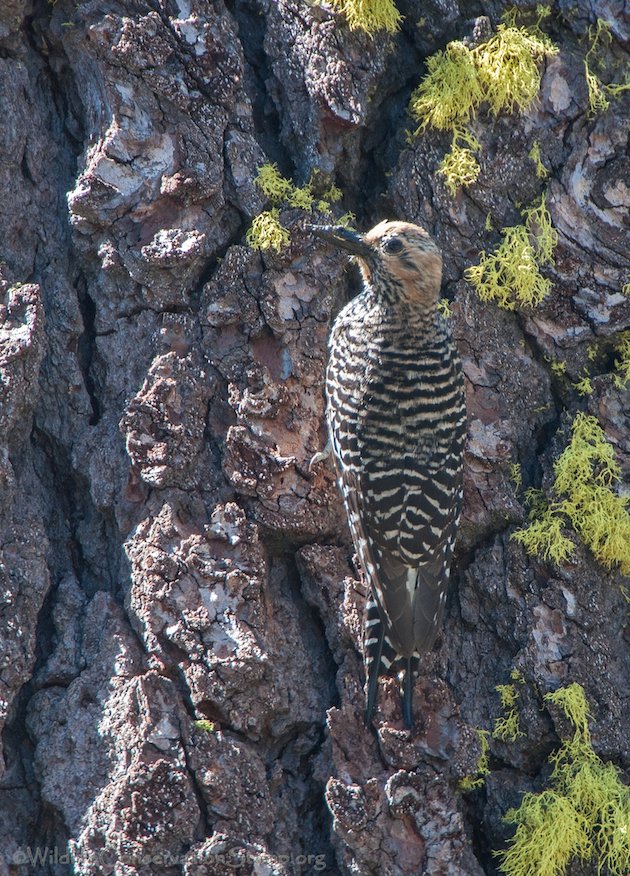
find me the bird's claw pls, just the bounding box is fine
[309,439,331,470]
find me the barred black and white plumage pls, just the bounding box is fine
[312,220,466,728]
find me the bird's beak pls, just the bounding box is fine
[308,225,372,259]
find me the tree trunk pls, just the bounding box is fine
[0,1,628,874]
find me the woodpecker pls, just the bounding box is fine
[312,220,466,728]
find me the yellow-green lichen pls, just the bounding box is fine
[246,209,291,252]
[465,194,557,310]
[322,182,343,203]
[255,163,317,212]
[554,414,630,573]
[585,61,611,113]
[524,194,557,263]
[337,211,357,227]
[587,341,600,362]
[437,298,453,318]
[193,719,218,733]
[438,128,481,195]
[327,0,402,36]
[510,463,523,491]
[573,372,593,396]
[550,359,567,376]
[502,4,552,29]
[606,81,630,97]
[513,413,630,574]
[529,141,549,179]
[411,25,557,131]
[410,40,484,131]
[513,501,575,566]
[248,164,350,252]
[613,332,630,388]
[255,163,294,202]
[494,676,526,742]
[409,24,557,194]
[584,19,630,115]
[460,728,491,791]
[475,26,558,116]
[496,683,630,876]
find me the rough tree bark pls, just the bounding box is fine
[0,1,628,874]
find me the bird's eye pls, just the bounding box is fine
[383,237,403,254]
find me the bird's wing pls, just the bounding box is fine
[327,408,414,655]
[413,553,451,652]
[355,412,464,656]
[357,456,449,656]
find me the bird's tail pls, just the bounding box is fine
[364,598,418,727]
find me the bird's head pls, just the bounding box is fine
[310,220,442,309]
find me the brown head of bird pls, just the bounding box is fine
[310,219,442,311]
